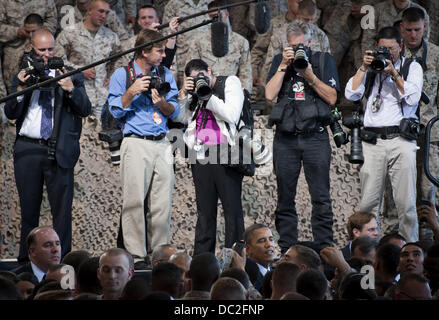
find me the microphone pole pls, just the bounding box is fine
[157,0,259,30]
[0,18,214,104]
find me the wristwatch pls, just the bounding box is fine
[277,66,287,73]
[391,73,401,81]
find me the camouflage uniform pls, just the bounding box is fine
[263,21,331,84]
[186,23,252,92]
[59,4,132,40]
[416,0,439,45]
[163,0,209,86]
[111,0,137,25]
[55,22,120,116]
[2,40,30,94]
[54,0,74,13]
[114,35,137,71]
[0,0,58,91]
[382,40,439,234]
[152,0,170,21]
[361,0,430,54]
[323,1,365,105]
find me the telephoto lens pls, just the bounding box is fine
[348,127,364,164]
[193,74,212,101]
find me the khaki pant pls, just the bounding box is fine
[382,136,439,237]
[360,136,418,242]
[120,136,174,261]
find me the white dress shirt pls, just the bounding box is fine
[345,58,423,127]
[18,69,55,139]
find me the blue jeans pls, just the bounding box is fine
[273,130,333,253]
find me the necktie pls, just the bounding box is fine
[39,88,53,140]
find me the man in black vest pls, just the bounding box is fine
[4,28,91,263]
[266,20,339,254]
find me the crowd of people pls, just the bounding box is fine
[0,219,438,300]
[1,0,439,301]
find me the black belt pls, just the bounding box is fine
[364,126,400,139]
[18,136,48,146]
[279,126,326,136]
[124,132,166,141]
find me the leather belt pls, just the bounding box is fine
[18,136,48,145]
[364,126,400,139]
[124,132,166,141]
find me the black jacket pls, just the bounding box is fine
[5,71,91,168]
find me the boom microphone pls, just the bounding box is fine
[211,20,229,57]
[255,0,270,34]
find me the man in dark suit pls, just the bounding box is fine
[12,226,62,282]
[4,28,91,263]
[243,224,276,291]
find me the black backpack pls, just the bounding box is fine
[211,76,256,176]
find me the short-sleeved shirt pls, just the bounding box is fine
[267,51,340,100]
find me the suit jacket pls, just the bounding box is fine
[11,262,34,276]
[4,70,91,168]
[341,242,351,261]
[245,257,265,291]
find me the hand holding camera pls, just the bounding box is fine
[362,50,374,70]
[129,75,151,96]
[281,46,295,66]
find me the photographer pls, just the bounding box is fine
[265,20,340,254]
[4,28,92,263]
[345,26,423,243]
[177,58,245,256]
[107,29,179,266]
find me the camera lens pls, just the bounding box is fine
[293,49,308,73]
[349,127,364,164]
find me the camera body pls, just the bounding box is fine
[399,117,420,140]
[328,108,348,148]
[291,44,312,73]
[20,50,64,86]
[370,46,391,72]
[98,129,123,165]
[190,72,212,101]
[342,111,364,164]
[145,71,171,96]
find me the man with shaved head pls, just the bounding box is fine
[98,248,134,300]
[5,28,91,263]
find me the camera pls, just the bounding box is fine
[20,50,64,86]
[190,72,212,101]
[292,44,312,73]
[342,110,364,164]
[370,46,391,72]
[233,240,245,255]
[399,117,420,140]
[98,129,123,165]
[146,70,171,96]
[328,108,349,148]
